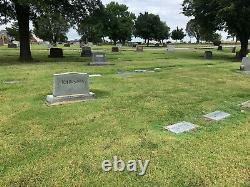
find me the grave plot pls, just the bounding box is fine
[203,111,231,121]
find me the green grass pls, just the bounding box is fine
[0,45,249,186]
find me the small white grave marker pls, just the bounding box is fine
[203,111,230,121]
[164,122,198,134]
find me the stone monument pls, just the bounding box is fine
[49,48,64,58]
[90,52,108,65]
[204,51,213,60]
[81,46,92,57]
[46,72,95,105]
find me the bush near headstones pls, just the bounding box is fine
[49,48,64,58]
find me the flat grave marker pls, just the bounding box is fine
[164,122,198,134]
[203,111,230,121]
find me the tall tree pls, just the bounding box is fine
[77,5,105,44]
[6,22,20,41]
[103,2,135,45]
[183,0,250,58]
[186,19,201,43]
[154,21,170,43]
[33,13,70,45]
[134,12,162,46]
[171,27,186,42]
[0,0,102,61]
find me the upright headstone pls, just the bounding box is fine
[112,46,119,52]
[81,46,92,57]
[116,44,122,49]
[240,56,250,71]
[217,46,223,51]
[90,52,108,65]
[167,45,175,52]
[204,51,213,60]
[46,72,95,105]
[8,43,17,48]
[49,48,64,58]
[136,46,144,52]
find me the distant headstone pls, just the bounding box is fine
[0,39,3,46]
[49,48,63,58]
[136,46,143,52]
[81,46,92,57]
[217,46,223,51]
[90,52,108,65]
[112,46,119,52]
[240,57,250,71]
[132,43,138,48]
[46,72,95,105]
[167,45,175,51]
[232,47,236,53]
[116,44,122,49]
[8,43,17,48]
[203,111,230,121]
[204,51,213,60]
[64,43,70,47]
[164,122,198,134]
[135,70,147,73]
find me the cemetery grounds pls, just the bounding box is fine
[0,44,249,186]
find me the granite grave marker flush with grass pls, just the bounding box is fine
[203,111,230,121]
[46,72,95,105]
[164,122,198,134]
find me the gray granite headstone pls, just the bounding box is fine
[203,111,230,121]
[112,46,119,52]
[240,57,250,71]
[8,43,17,48]
[167,45,175,52]
[204,51,213,59]
[46,72,95,105]
[164,122,198,134]
[81,46,92,57]
[90,52,108,65]
[136,46,144,52]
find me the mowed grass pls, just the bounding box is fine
[0,45,249,186]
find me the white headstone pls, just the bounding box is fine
[203,111,230,121]
[167,45,175,52]
[241,57,250,71]
[90,52,108,66]
[164,122,198,134]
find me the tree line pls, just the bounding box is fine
[0,0,249,61]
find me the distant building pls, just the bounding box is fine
[30,34,43,44]
[0,30,9,44]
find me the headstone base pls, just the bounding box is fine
[46,92,95,105]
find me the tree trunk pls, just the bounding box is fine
[147,39,149,47]
[238,36,249,59]
[15,2,32,61]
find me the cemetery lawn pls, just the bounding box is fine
[0,45,249,186]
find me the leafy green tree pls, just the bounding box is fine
[103,2,135,45]
[154,21,170,43]
[134,12,163,46]
[6,22,20,41]
[183,0,250,58]
[171,27,186,42]
[77,5,105,44]
[186,19,201,43]
[33,13,70,45]
[0,0,102,61]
